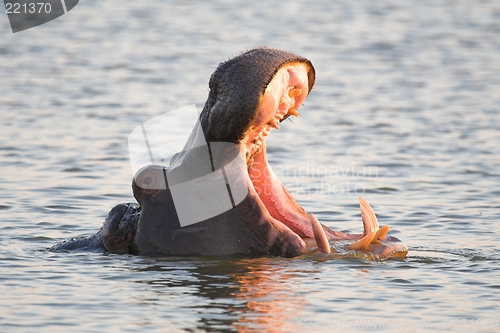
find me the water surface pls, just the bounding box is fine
[1,1,499,332]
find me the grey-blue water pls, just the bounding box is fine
[1,1,499,332]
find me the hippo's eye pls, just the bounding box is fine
[133,165,166,192]
[139,174,158,189]
[143,177,153,186]
[132,165,166,200]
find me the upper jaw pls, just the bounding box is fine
[243,62,311,166]
[199,48,316,145]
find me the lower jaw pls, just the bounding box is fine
[245,141,316,239]
[244,142,364,243]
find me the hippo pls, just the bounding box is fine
[51,47,408,260]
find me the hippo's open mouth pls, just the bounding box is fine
[214,57,407,260]
[242,61,321,240]
[51,48,408,260]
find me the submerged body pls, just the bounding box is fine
[51,48,408,260]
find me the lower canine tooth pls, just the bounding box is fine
[287,108,299,117]
[268,118,280,129]
[289,88,302,98]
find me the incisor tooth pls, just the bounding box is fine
[268,118,280,129]
[288,88,302,98]
[287,108,299,117]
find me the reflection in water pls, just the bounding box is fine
[230,258,306,332]
[132,257,308,332]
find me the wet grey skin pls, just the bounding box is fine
[51,48,317,257]
[50,203,141,254]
